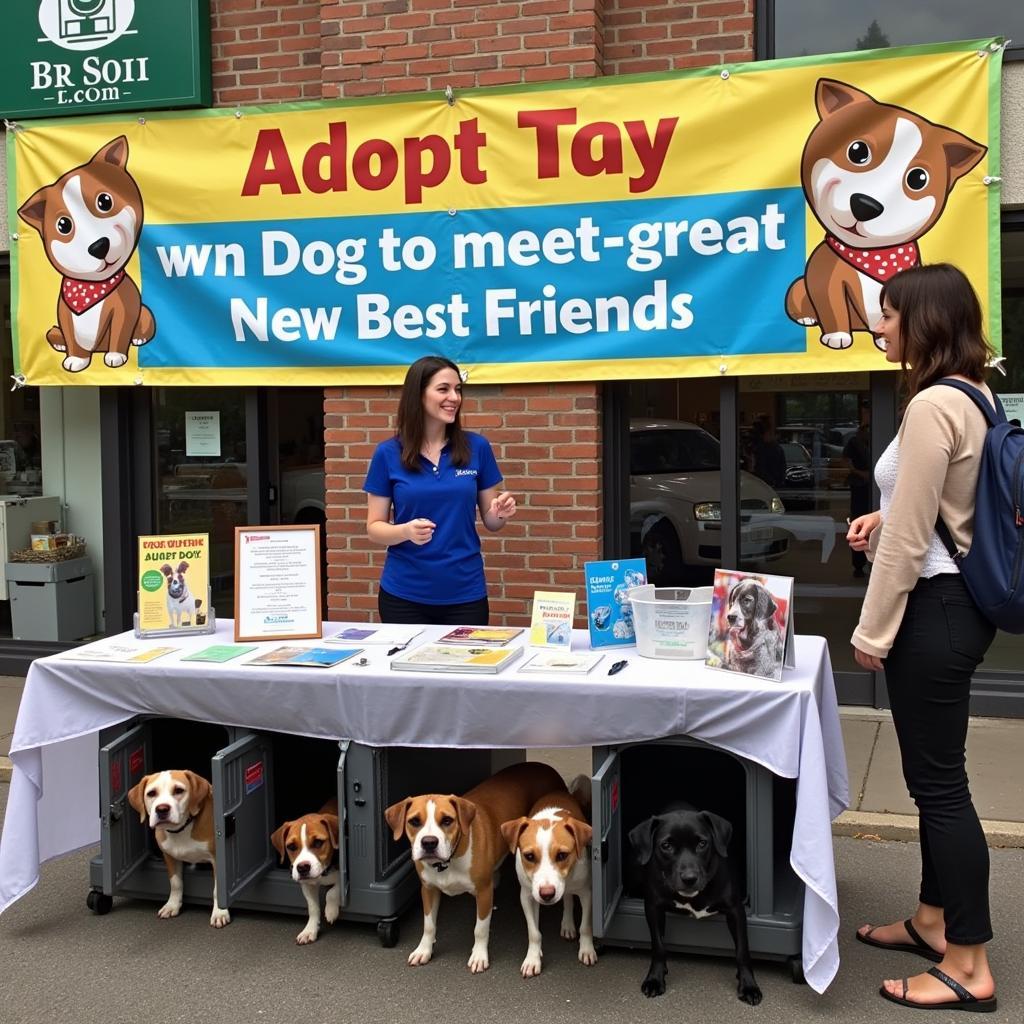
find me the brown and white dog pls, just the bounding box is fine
[17,135,156,374]
[786,78,986,351]
[385,761,565,973]
[126,769,230,928]
[271,798,341,945]
[162,562,202,628]
[500,777,597,978]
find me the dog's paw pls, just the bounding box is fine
[46,327,66,351]
[738,978,763,1006]
[796,317,818,326]
[467,945,490,973]
[820,331,853,350]
[210,907,231,928]
[62,355,91,372]
[408,943,433,966]
[578,940,598,966]
[296,925,319,945]
[560,922,578,941]
[156,900,181,919]
[520,950,543,978]
[132,336,152,347]
[324,895,340,925]
[104,352,129,368]
[641,973,667,998]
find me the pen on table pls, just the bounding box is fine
[387,644,408,656]
[608,659,629,676]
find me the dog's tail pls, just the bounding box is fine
[569,774,592,816]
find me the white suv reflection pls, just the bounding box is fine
[629,419,789,585]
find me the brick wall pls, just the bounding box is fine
[206,0,754,625]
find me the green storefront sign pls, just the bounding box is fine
[1,0,210,119]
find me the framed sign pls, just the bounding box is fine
[234,525,322,642]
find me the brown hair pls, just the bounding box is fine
[880,263,993,403]
[396,355,471,471]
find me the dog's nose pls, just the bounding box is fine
[727,614,737,625]
[88,237,111,260]
[419,835,439,852]
[679,873,699,890]
[538,886,557,903]
[155,804,171,818]
[296,862,312,877]
[849,193,884,223]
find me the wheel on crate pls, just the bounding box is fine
[376,917,400,948]
[86,889,113,915]
[789,955,805,984]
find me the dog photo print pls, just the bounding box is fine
[705,569,795,683]
[137,533,210,633]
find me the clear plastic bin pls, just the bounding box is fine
[628,584,713,660]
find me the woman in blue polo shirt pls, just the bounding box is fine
[364,355,517,625]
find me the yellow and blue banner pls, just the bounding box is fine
[7,38,1002,386]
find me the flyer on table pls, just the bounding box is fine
[137,533,209,631]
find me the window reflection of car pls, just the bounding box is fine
[629,419,789,586]
[777,427,847,490]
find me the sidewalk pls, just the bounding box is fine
[2,675,1022,846]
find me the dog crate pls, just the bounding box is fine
[86,717,490,946]
[591,736,805,982]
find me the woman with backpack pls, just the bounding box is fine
[846,263,998,1013]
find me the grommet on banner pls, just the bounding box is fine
[988,355,1008,376]
[10,233,19,243]
[10,374,26,392]
[3,119,23,133]
[134,376,144,386]
[448,208,457,216]
[719,364,728,374]
[235,109,243,119]
[445,85,455,106]
[720,69,730,80]
[983,175,1002,186]
[137,117,146,125]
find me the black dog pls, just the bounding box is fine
[628,804,762,1005]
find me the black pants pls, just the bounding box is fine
[883,574,996,945]
[378,586,489,626]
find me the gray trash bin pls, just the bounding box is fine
[6,556,95,641]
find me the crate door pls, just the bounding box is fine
[591,749,623,939]
[98,720,152,894]
[335,741,350,907]
[212,732,275,906]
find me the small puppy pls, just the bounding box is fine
[127,769,230,928]
[500,777,596,978]
[385,761,565,973]
[271,798,341,945]
[162,562,202,628]
[724,579,783,678]
[629,804,761,1005]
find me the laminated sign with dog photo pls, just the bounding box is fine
[137,533,211,636]
[705,570,795,683]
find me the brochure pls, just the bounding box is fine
[136,532,210,634]
[181,644,258,664]
[584,558,648,648]
[518,650,604,675]
[63,642,179,664]
[704,569,796,683]
[325,625,422,647]
[436,626,524,646]
[391,643,523,674]
[528,591,576,648]
[246,646,363,668]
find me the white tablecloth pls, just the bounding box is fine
[0,622,848,992]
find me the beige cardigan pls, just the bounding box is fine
[851,380,991,659]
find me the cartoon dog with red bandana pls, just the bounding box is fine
[786,79,986,351]
[17,136,156,373]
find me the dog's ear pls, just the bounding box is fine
[814,78,872,119]
[939,127,987,187]
[499,817,530,854]
[93,135,129,169]
[161,564,173,578]
[183,771,212,816]
[700,811,732,857]
[628,816,659,866]
[756,586,777,622]
[127,774,153,823]
[270,821,292,863]
[452,795,477,836]
[383,798,411,841]
[178,562,189,575]
[17,186,50,234]
[321,814,340,850]
[564,818,593,858]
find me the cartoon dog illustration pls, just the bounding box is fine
[162,563,202,628]
[723,579,783,678]
[786,79,987,351]
[17,135,156,373]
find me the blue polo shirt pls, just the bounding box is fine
[363,432,502,605]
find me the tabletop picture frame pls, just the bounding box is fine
[234,524,322,642]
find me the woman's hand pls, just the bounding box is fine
[852,644,884,672]
[488,492,517,520]
[846,511,882,552]
[404,518,436,545]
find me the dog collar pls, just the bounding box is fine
[162,813,196,835]
[824,235,919,283]
[61,270,125,315]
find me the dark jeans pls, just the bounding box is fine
[378,586,489,626]
[883,573,996,945]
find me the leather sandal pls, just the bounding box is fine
[856,918,943,962]
[879,966,997,1013]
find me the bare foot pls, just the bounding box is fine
[881,964,995,1006]
[857,917,945,958]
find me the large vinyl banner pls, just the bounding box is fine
[8,38,1002,386]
